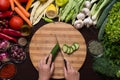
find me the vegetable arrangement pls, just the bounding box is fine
[92,1,120,79]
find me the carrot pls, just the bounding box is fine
[14,7,32,27]
[9,0,15,11]
[14,0,30,17]
[26,0,34,11]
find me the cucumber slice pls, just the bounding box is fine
[71,45,76,51]
[73,42,79,50]
[69,47,74,54]
[62,44,68,53]
[66,46,71,54]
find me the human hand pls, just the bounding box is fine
[64,61,80,80]
[38,54,54,80]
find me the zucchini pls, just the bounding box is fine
[96,0,116,29]
[50,43,60,62]
[98,18,108,41]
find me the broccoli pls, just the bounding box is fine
[93,56,120,78]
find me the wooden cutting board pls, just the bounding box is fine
[29,22,86,79]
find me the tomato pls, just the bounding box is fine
[0,0,10,11]
[9,16,24,30]
[19,0,28,3]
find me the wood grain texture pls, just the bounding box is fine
[29,22,86,79]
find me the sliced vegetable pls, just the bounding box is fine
[62,42,80,54]
[50,43,60,62]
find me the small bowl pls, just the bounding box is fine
[0,62,17,79]
[8,44,26,63]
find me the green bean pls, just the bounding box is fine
[42,17,53,23]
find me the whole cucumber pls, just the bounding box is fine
[50,43,60,62]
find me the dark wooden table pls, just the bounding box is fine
[13,20,105,80]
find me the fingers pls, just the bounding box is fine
[47,54,52,65]
[50,62,54,73]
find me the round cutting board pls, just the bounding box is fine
[29,22,86,79]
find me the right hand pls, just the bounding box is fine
[64,61,80,80]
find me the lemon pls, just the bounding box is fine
[55,0,68,7]
[45,4,58,19]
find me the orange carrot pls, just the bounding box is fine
[14,7,32,27]
[14,0,30,17]
[26,0,34,11]
[9,0,15,11]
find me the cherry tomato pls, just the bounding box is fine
[9,16,24,30]
[19,0,28,3]
[0,0,10,11]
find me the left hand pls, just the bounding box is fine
[38,54,54,80]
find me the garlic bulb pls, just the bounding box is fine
[74,19,84,29]
[83,17,93,28]
[77,12,86,20]
[82,8,90,16]
[84,1,92,9]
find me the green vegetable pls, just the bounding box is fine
[55,0,68,7]
[96,0,116,29]
[91,0,110,21]
[50,43,60,61]
[93,56,120,78]
[62,42,79,54]
[98,18,108,41]
[42,17,53,23]
[105,1,120,43]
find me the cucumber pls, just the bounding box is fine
[98,18,108,41]
[62,42,80,54]
[73,42,79,50]
[96,0,116,29]
[62,44,68,53]
[50,43,60,62]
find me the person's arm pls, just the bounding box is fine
[38,54,54,80]
[64,61,80,80]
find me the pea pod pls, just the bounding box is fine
[42,17,54,23]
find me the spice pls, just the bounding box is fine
[0,63,16,79]
[0,52,9,62]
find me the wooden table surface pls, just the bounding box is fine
[12,20,105,80]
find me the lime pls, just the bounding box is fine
[55,0,68,7]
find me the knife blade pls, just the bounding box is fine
[55,34,67,69]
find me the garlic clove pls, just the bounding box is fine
[77,12,86,20]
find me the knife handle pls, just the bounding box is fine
[64,59,67,70]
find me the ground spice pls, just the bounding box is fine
[0,63,16,79]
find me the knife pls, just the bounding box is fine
[55,34,67,70]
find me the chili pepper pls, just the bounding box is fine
[2,28,22,37]
[0,33,17,43]
[42,17,54,23]
[0,11,13,18]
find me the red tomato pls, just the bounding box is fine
[0,0,10,11]
[9,16,24,30]
[19,0,28,3]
